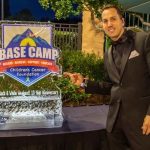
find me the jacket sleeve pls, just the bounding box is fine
[144,33,150,115]
[85,50,113,95]
[85,72,112,95]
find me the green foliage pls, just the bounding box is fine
[38,0,119,19]
[60,50,105,81]
[105,36,112,50]
[54,76,90,103]
[39,0,82,19]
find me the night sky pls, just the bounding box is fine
[9,0,55,20]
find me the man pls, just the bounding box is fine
[64,4,150,150]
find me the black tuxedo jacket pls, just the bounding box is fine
[85,30,150,132]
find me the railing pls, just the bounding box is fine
[0,21,82,51]
[53,23,82,51]
[124,12,150,31]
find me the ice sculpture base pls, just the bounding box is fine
[0,92,63,130]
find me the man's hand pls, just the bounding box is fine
[63,72,84,86]
[142,115,150,135]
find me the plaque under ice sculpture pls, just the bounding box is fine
[0,24,63,130]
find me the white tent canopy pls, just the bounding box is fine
[118,0,150,14]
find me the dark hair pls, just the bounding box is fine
[101,4,123,18]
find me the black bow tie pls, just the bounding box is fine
[111,30,135,46]
[111,35,127,46]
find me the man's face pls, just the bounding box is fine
[102,8,125,41]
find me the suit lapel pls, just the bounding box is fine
[105,46,120,83]
[120,41,133,80]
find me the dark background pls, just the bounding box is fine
[0,0,82,23]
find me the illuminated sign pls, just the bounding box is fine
[0,24,60,86]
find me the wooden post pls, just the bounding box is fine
[77,22,82,50]
[82,10,104,58]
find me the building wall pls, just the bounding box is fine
[82,10,104,58]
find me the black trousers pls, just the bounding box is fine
[107,106,150,150]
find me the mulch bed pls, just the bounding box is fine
[63,94,110,107]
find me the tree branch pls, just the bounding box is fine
[132,13,150,27]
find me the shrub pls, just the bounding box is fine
[60,50,106,81]
[54,76,90,104]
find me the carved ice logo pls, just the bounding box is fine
[0,26,60,86]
